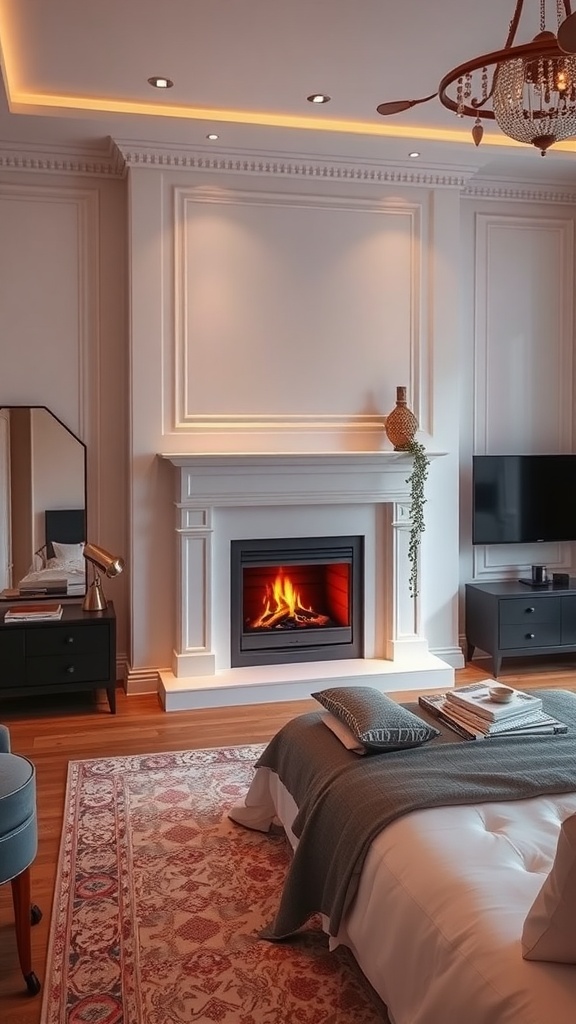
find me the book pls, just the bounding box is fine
[443,700,567,737]
[5,603,63,621]
[418,694,479,740]
[419,693,567,740]
[446,682,542,722]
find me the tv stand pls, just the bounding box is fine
[465,580,576,677]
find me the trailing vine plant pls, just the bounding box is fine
[405,439,430,598]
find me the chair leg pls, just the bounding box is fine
[11,868,41,995]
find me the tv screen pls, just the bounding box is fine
[472,455,576,544]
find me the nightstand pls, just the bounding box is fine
[0,602,117,713]
[465,582,576,677]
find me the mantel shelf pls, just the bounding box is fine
[159,450,448,467]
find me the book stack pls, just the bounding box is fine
[419,682,567,740]
[4,603,64,622]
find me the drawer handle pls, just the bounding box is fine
[65,636,75,645]
[66,665,75,674]
[525,607,535,614]
[526,633,535,640]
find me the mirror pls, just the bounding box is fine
[0,406,87,599]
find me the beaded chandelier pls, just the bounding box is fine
[377,1,576,155]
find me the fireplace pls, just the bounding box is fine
[230,535,364,667]
[159,452,454,709]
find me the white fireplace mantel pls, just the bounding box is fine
[158,450,453,710]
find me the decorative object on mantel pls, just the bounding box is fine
[405,439,430,599]
[384,386,417,451]
[385,387,430,598]
[376,0,576,156]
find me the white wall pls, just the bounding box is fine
[2,147,575,692]
[127,165,464,685]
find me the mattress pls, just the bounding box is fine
[231,767,576,1024]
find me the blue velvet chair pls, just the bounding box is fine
[0,725,42,995]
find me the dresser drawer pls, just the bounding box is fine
[0,629,25,676]
[499,597,560,625]
[499,622,561,650]
[26,653,110,686]
[25,623,109,657]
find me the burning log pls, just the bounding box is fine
[248,570,330,630]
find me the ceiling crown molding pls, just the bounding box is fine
[111,140,478,189]
[463,178,576,204]
[0,138,126,178]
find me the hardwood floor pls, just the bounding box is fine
[1,656,576,1021]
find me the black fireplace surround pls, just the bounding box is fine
[230,535,364,668]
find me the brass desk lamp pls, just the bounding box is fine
[82,543,125,612]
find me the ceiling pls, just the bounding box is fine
[1,0,576,183]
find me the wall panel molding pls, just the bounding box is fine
[170,186,426,443]
[0,183,101,533]
[472,210,575,581]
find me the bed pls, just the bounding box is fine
[230,687,576,1024]
[18,508,86,596]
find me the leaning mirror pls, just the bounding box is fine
[0,406,87,600]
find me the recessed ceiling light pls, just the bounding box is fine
[206,133,219,141]
[307,93,331,104]
[408,151,421,158]
[148,76,173,89]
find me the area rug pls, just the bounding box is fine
[41,744,389,1024]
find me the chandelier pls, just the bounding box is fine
[377,1,576,155]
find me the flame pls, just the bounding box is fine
[251,570,313,629]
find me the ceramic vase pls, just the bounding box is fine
[385,386,418,451]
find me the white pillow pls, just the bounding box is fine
[522,812,576,963]
[320,711,366,755]
[51,541,85,564]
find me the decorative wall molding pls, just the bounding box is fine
[0,138,126,178]
[114,140,475,189]
[3,136,576,204]
[124,664,161,694]
[113,141,576,203]
[471,210,575,582]
[171,185,425,442]
[0,182,102,535]
[463,179,576,205]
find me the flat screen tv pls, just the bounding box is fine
[472,455,576,545]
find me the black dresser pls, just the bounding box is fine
[0,602,117,712]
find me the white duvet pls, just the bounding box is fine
[231,767,576,1024]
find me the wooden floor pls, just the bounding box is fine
[2,654,576,1021]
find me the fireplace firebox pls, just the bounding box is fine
[230,536,364,668]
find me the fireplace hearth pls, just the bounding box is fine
[230,536,363,667]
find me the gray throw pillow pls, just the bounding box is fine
[312,685,439,751]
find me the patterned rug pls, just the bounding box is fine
[41,744,389,1024]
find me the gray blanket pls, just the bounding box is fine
[256,689,576,940]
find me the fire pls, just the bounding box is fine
[250,570,329,630]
